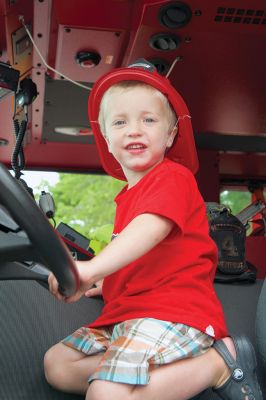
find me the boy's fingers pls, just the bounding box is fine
[64,290,83,304]
[48,273,64,301]
[48,273,55,291]
[85,286,102,297]
[48,274,57,293]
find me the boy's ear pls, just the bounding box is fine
[166,126,178,148]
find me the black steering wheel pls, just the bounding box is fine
[0,163,80,297]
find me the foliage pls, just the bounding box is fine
[220,190,251,215]
[89,224,114,255]
[42,173,124,247]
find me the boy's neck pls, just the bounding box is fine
[127,174,143,189]
[123,160,165,189]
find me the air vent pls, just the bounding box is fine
[149,58,169,75]
[214,7,266,25]
[159,2,192,29]
[149,33,181,51]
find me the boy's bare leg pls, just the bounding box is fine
[44,343,101,394]
[87,346,230,400]
[44,338,235,399]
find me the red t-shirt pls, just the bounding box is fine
[89,159,228,339]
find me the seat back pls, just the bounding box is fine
[256,278,266,375]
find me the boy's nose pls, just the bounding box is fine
[128,130,142,137]
[127,121,143,136]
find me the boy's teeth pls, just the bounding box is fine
[128,144,144,149]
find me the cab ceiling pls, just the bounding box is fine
[0,0,265,181]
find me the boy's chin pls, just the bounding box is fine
[124,160,162,174]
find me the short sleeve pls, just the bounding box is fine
[133,164,193,232]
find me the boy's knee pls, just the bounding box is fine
[43,346,64,389]
[43,347,56,385]
[87,380,135,400]
[87,380,108,400]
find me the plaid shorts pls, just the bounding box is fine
[62,318,213,385]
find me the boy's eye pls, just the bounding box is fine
[144,117,155,123]
[113,120,126,126]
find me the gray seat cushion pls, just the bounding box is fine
[0,279,264,399]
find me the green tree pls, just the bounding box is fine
[45,173,124,245]
[220,190,251,215]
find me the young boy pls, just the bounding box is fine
[45,60,262,400]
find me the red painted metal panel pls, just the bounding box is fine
[30,0,53,146]
[219,153,266,181]
[196,150,220,202]
[246,237,266,278]
[0,1,6,55]
[23,142,102,171]
[53,26,127,81]
[53,0,134,30]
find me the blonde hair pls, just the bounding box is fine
[98,81,177,136]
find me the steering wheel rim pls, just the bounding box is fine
[0,163,80,297]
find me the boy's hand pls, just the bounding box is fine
[85,279,103,297]
[48,260,95,303]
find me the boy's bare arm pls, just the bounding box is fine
[49,213,174,302]
[86,213,175,283]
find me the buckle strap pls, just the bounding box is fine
[213,340,244,381]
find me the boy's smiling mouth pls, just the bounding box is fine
[125,143,147,151]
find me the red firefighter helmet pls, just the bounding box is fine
[88,59,198,181]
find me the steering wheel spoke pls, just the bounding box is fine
[0,163,80,296]
[0,231,37,262]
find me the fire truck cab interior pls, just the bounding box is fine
[0,1,265,399]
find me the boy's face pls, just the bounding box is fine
[103,86,177,184]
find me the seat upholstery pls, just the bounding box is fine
[0,279,264,399]
[256,278,266,375]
